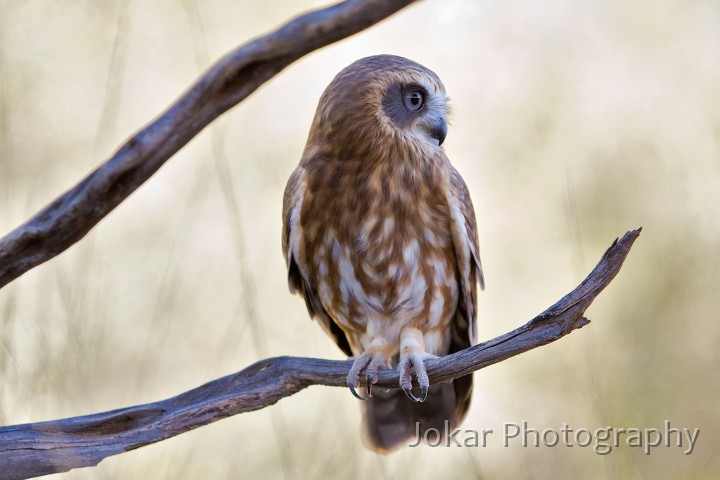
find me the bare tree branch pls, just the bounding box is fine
[0,0,417,289]
[0,229,641,480]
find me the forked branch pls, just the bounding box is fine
[0,229,641,479]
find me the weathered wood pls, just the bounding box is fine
[0,0,417,289]
[0,229,641,479]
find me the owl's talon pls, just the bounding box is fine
[366,367,379,398]
[349,382,367,401]
[347,352,370,400]
[347,349,390,400]
[365,370,376,398]
[402,384,422,402]
[420,384,429,402]
[399,351,430,402]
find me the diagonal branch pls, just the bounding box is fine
[0,229,641,480]
[0,0,417,289]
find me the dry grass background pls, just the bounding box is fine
[1,0,719,478]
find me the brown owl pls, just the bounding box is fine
[282,55,484,452]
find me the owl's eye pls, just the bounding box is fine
[403,89,425,112]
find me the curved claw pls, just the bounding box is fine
[366,367,380,399]
[402,384,422,402]
[420,383,428,402]
[349,382,368,401]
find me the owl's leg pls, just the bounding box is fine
[398,327,432,402]
[347,338,393,400]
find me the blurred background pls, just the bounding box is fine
[1,0,718,478]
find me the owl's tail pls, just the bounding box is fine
[360,374,473,453]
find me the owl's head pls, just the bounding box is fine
[309,55,449,159]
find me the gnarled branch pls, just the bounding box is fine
[0,0,417,289]
[0,229,640,480]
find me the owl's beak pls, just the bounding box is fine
[428,117,448,146]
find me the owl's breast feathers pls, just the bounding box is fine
[295,151,460,355]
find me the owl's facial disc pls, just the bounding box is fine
[381,81,447,146]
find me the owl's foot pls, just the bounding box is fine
[398,352,429,402]
[398,327,431,402]
[347,339,393,400]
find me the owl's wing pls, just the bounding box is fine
[282,166,353,356]
[445,166,484,425]
[447,165,485,346]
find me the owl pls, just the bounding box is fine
[282,55,484,452]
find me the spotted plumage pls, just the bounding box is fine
[282,55,484,452]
